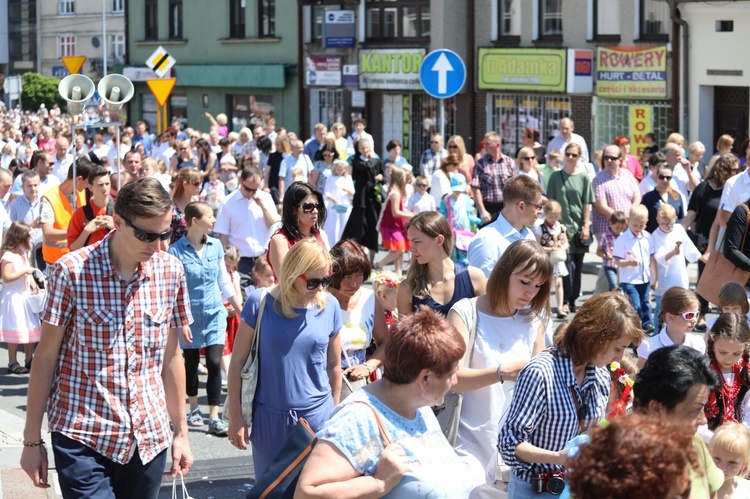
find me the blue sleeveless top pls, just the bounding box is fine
[412,262,475,316]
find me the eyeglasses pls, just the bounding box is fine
[566,153,579,158]
[47,161,55,165]
[658,174,673,181]
[119,214,172,243]
[603,155,620,162]
[299,274,333,290]
[522,156,535,161]
[190,181,202,187]
[659,221,676,227]
[322,152,333,157]
[241,183,258,194]
[523,200,545,211]
[431,141,440,144]
[300,202,323,213]
[448,144,458,149]
[678,311,700,321]
[416,183,427,188]
[180,147,189,151]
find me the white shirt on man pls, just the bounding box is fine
[547,133,590,165]
[214,188,276,258]
[468,213,536,277]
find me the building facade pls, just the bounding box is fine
[40,0,125,79]
[7,0,37,75]
[126,0,299,135]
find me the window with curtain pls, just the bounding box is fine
[169,0,183,39]
[639,0,670,40]
[594,0,620,37]
[499,0,521,38]
[539,0,562,37]
[259,0,275,37]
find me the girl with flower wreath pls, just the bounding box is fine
[704,313,750,432]
[606,353,638,419]
[372,270,401,327]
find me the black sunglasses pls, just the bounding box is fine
[300,202,323,213]
[603,155,620,161]
[241,183,258,194]
[119,214,172,243]
[658,174,672,181]
[566,153,579,158]
[416,183,427,188]
[299,274,333,290]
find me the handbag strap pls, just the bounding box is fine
[348,400,394,447]
[246,289,269,367]
[741,205,750,253]
[445,194,454,227]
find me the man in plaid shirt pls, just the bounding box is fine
[21,177,194,498]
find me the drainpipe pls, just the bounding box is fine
[669,0,689,138]
[297,2,305,139]
[468,0,476,151]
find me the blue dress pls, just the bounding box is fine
[240,288,342,478]
[167,235,227,349]
[412,262,475,316]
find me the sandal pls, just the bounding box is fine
[187,407,204,427]
[7,362,29,375]
[25,359,32,372]
[208,418,228,436]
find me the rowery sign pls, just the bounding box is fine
[358,48,426,90]
[595,46,667,98]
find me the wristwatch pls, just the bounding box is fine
[496,365,504,384]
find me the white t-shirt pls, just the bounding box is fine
[720,170,750,214]
[637,327,707,361]
[214,189,277,258]
[407,192,436,213]
[651,224,701,295]
[612,229,652,285]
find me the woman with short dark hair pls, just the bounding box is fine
[499,292,643,498]
[295,308,478,498]
[634,345,723,499]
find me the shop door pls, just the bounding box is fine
[382,94,404,159]
[714,86,748,154]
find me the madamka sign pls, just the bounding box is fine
[359,48,426,90]
[595,46,667,98]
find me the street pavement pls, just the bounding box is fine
[0,250,709,497]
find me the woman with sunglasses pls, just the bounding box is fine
[499,292,643,498]
[168,202,243,436]
[266,181,328,283]
[516,146,544,190]
[195,138,217,180]
[310,144,338,195]
[227,238,342,479]
[641,162,685,234]
[517,128,546,164]
[544,143,594,317]
[169,167,202,245]
[447,135,475,185]
[170,139,196,175]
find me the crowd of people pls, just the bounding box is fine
[2,102,750,498]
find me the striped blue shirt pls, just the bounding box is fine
[499,347,610,483]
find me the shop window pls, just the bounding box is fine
[594,0,620,38]
[310,89,343,132]
[228,94,275,132]
[366,0,430,41]
[229,0,246,38]
[638,0,670,40]
[498,0,521,40]
[259,0,275,38]
[58,36,76,58]
[538,0,562,38]
[487,94,571,157]
[169,0,183,40]
[59,0,74,15]
[145,0,158,40]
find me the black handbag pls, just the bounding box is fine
[246,418,317,499]
[571,228,592,249]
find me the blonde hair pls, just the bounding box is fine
[629,204,649,222]
[667,132,685,146]
[544,199,561,216]
[223,245,239,264]
[390,168,407,198]
[276,238,331,319]
[516,146,538,171]
[709,422,750,478]
[718,282,750,314]
[656,203,676,220]
[172,167,202,200]
[447,135,467,158]
[372,271,401,296]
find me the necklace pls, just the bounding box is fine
[705,360,744,423]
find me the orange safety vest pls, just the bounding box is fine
[42,187,87,264]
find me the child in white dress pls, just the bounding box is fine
[709,422,750,499]
[323,160,355,245]
[0,222,42,374]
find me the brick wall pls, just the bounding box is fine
[571,95,593,152]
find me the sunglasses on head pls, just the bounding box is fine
[658,174,672,181]
[119,214,172,243]
[677,311,700,321]
[299,274,333,290]
[603,155,620,162]
[300,202,323,213]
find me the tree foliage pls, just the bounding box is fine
[20,73,67,112]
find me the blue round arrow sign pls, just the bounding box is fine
[419,49,467,99]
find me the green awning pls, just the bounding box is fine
[174,65,286,88]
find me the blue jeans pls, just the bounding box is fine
[603,266,618,291]
[653,294,663,331]
[52,432,168,499]
[620,282,653,329]
[508,473,556,498]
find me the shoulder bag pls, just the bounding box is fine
[433,297,478,445]
[248,400,393,499]
[696,206,750,306]
[223,289,268,427]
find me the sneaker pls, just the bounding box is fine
[187,407,204,427]
[208,418,228,436]
[197,363,208,375]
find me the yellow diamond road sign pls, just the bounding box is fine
[145,46,176,78]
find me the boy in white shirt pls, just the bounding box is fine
[614,204,655,333]
[407,175,437,213]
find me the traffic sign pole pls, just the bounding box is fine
[440,99,445,143]
[419,50,466,142]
